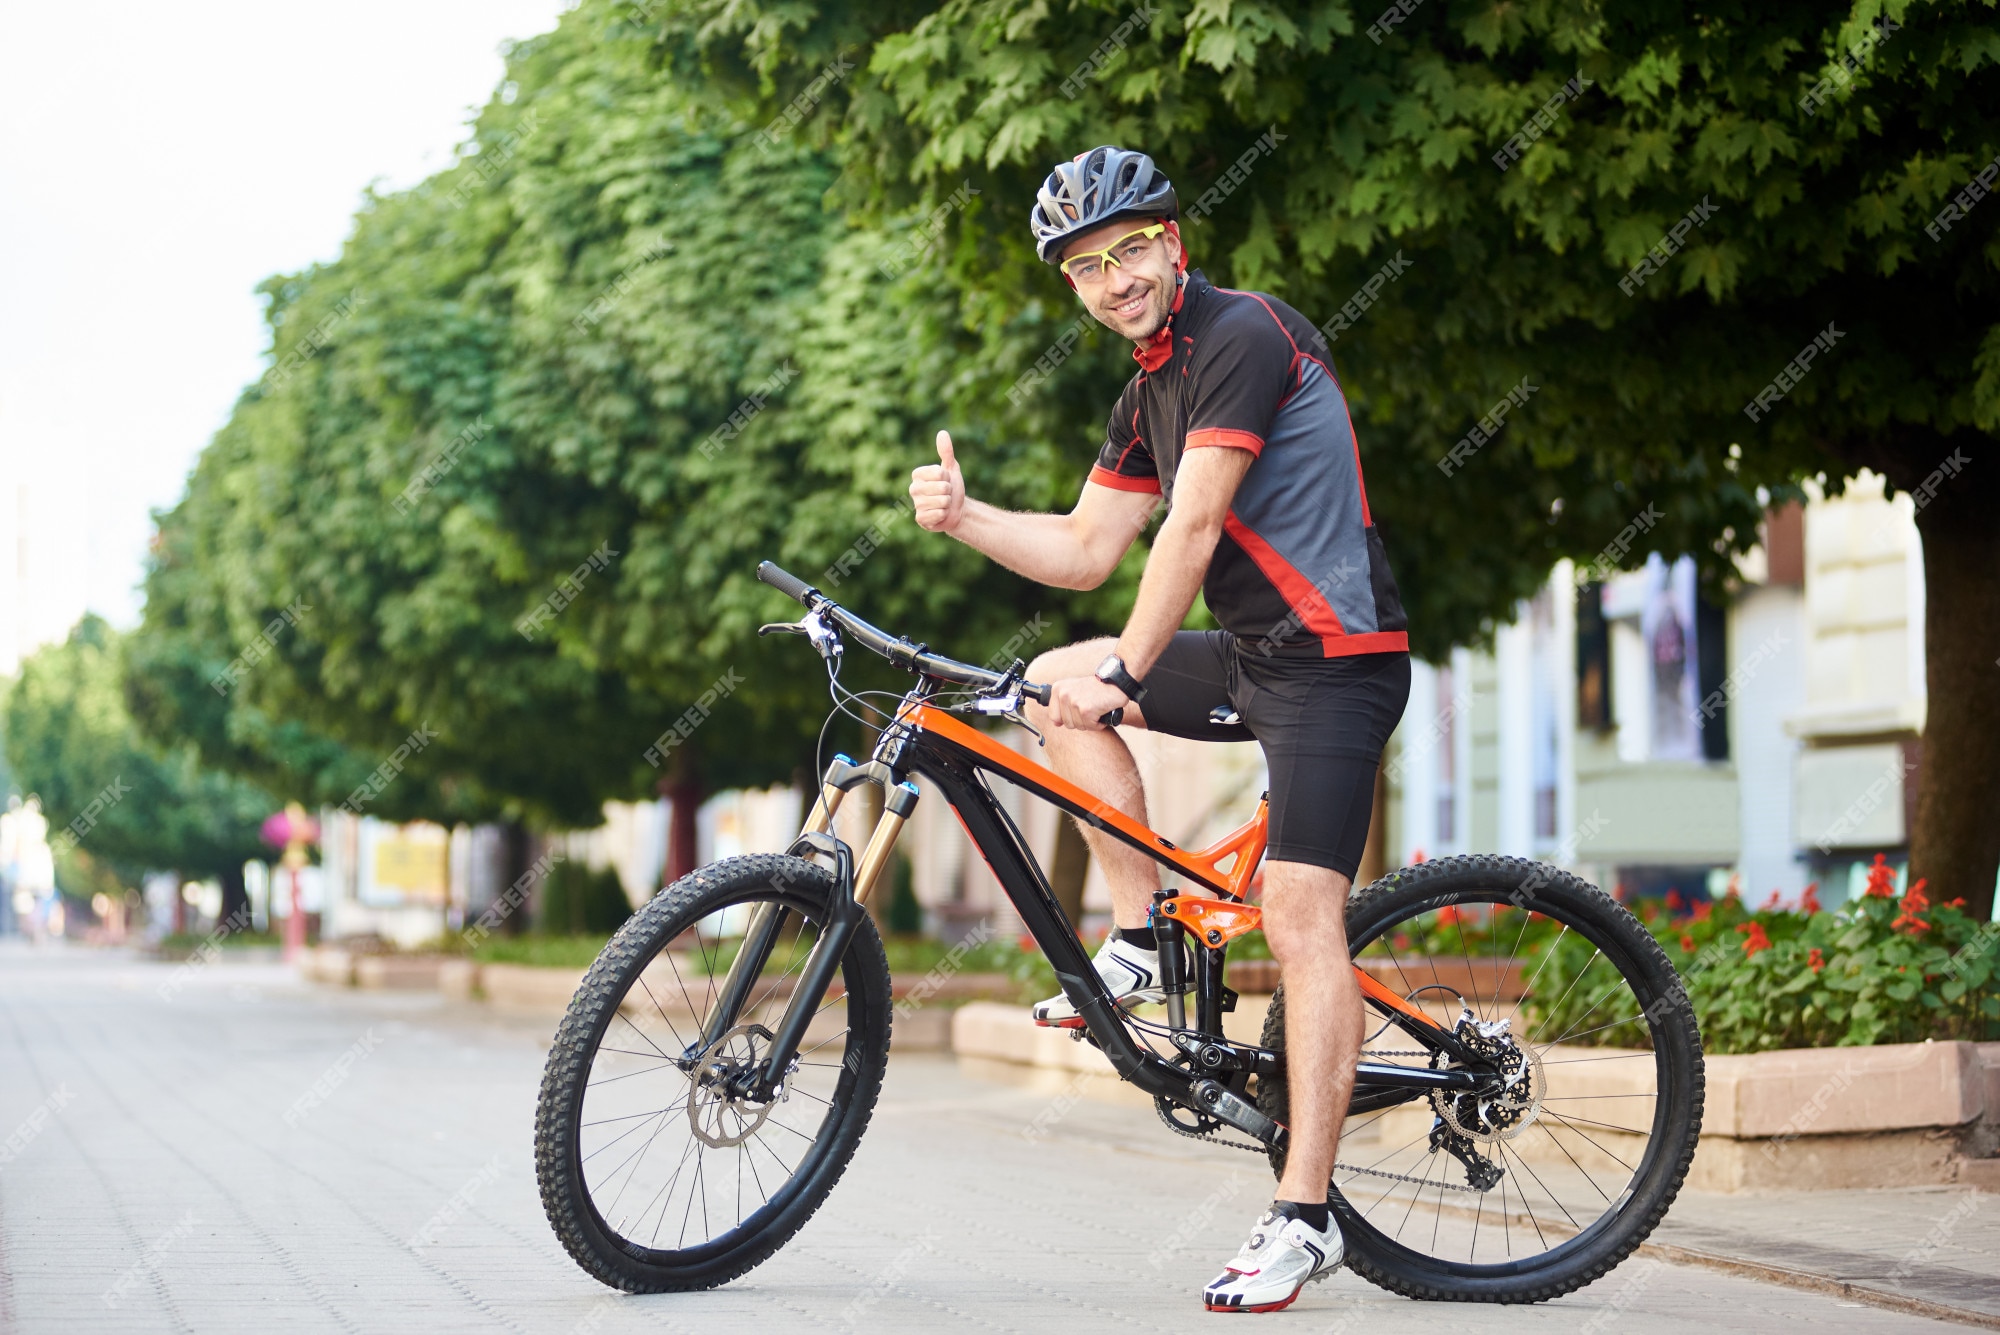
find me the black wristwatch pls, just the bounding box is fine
[1095,653,1147,704]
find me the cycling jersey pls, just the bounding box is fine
[1089,271,1408,659]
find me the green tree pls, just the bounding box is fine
[5,617,270,924]
[647,0,2000,914]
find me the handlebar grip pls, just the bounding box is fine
[756,561,816,607]
[1099,707,1124,727]
[1025,681,1052,707]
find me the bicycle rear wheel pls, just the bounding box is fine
[535,854,891,1292]
[1256,854,1704,1303]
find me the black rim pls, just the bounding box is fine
[1327,885,1684,1276]
[568,886,867,1265]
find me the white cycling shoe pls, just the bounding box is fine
[1030,934,1164,1027]
[1202,1205,1344,1313]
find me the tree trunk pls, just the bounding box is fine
[498,820,532,936]
[218,862,250,935]
[1912,470,2000,920]
[661,776,705,887]
[1048,816,1091,935]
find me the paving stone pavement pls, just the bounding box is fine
[0,942,1981,1334]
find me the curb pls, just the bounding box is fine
[1635,1237,2000,1331]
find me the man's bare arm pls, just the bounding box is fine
[910,430,1157,589]
[1112,445,1255,677]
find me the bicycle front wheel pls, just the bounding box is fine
[534,854,891,1292]
[1256,854,1704,1303]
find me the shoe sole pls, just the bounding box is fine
[1031,991,1165,1027]
[1203,1284,1303,1313]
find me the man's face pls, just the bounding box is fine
[1060,218,1182,342]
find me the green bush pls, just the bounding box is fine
[537,861,634,937]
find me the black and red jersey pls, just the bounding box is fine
[1089,271,1408,659]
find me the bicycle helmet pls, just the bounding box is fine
[1030,146,1178,263]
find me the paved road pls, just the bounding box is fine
[0,943,1977,1333]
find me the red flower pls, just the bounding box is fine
[1393,933,1412,951]
[1736,921,1773,957]
[1893,877,1932,934]
[1725,873,1743,901]
[1947,897,1967,909]
[1680,934,1696,953]
[1800,883,1822,915]
[1666,889,1684,911]
[1762,890,1783,910]
[1862,852,1898,898]
[1692,900,1713,922]
[1437,905,1460,926]
[1808,947,1825,974]
[1017,933,1037,953]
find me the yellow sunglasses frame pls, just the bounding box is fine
[1059,222,1169,283]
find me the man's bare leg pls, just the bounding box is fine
[1260,860,1363,1205]
[1024,639,1160,929]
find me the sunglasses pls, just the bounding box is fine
[1059,223,1169,285]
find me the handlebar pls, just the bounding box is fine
[756,561,1054,707]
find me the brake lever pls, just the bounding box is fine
[757,612,841,658]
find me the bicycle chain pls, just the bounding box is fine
[1151,1050,1481,1192]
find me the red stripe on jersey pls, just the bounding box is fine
[1222,512,1348,652]
[1186,427,1264,455]
[1089,465,1162,494]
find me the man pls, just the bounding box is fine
[908,146,1410,1313]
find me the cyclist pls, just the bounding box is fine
[909,146,1410,1313]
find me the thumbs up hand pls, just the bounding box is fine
[910,430,967,533]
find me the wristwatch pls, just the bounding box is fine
[1095,653,1148,703]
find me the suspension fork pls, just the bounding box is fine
[748,767,921,1099]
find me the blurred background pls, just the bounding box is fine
[3,0,1996,970]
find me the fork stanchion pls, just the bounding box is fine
[851,781,920,906]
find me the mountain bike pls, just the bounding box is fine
[534,561,1705,1302]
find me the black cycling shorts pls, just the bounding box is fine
[1137,630,1410,879]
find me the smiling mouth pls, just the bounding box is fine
[1107,289,1151,322]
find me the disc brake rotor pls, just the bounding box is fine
[687,1022,780,1148]
[1430,1015,1545,1144]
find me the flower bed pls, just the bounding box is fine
[1648,854,2000,1053]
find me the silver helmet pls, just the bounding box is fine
[1030,146,1177,263]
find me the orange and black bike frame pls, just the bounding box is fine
[743,679,1491,1146]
